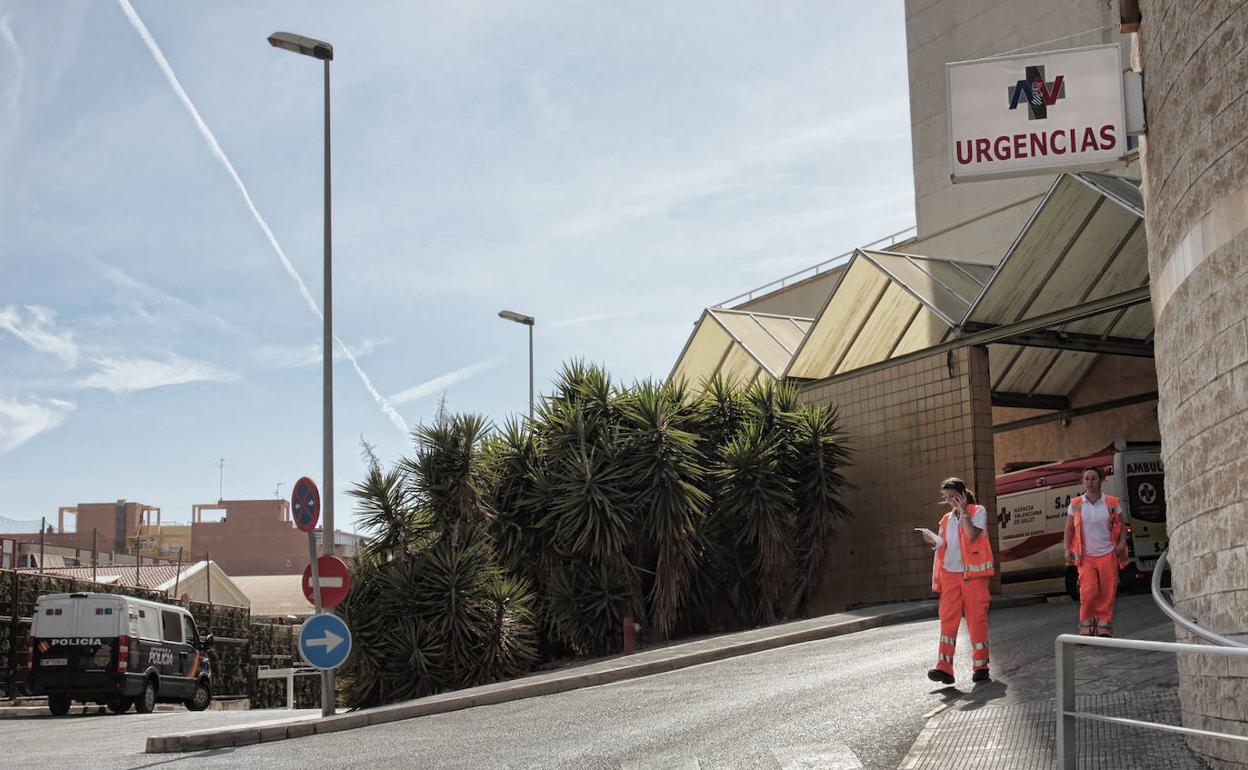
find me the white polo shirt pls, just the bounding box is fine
[1071,494,1115,557]
[943,505,987,572]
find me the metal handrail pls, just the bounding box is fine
[1056,634,1248,768]
[1151,548,1247,649]
[711,225,917,308]
[1056,547,1248,768]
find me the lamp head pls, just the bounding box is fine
[498,310,535,326]
[267,32,334,61]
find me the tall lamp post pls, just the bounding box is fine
[267,30,336,718]
[498,310,535,422]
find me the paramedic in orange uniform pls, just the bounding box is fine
[919,478,994,685]
[1064,467,1128,637]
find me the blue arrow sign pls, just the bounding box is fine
[298,612,352,670]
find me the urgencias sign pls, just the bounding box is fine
[946,44,1129,182]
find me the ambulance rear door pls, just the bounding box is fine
[1114,446,1167,572]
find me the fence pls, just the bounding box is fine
[0,568,320,709]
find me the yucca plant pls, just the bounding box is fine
[404,413,495,547]
[349,447,427,560]
[784,404,853,615]
[340,413,538,708]
[618,381,708,639]
[713,419,797,625]
[484,419,548,580]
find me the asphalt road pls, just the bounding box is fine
[2,594,1167,770]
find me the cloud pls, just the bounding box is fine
[0,11,24,118]
[76,355,235,394]
[389,357,503,406]
[94,259,239,335]
[117,0,407,435]
[548,312,629,329]
[0,305,78,367]
[0,398,75,453]
[255,338,385,370]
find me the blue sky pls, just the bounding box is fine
[0,1,914,532]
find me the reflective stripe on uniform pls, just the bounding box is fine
[972,641,989,650]
[939,654,954,664]
[973,656,989,666]
[964,562,993,573]
[940,635,956,646]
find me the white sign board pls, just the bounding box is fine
[947,44,1128,182]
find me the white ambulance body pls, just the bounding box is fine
[996,442,1167,597]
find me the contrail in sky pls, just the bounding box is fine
[116,0,408,435]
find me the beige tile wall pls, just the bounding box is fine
[800,346,998,613]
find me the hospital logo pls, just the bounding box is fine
[1008,65,1066,120]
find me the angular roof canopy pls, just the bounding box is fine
[669,308,812,389]
[668,172,1151,403]
[967,172,1150,399]
[784,250,992,380]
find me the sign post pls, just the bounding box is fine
[291,476,337,717]
[947,44,1129,183]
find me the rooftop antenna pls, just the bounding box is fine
[217,458,227,502]
[275,481,285,500]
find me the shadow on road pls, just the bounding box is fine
[960,680,1008,711]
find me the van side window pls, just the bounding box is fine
[161,610,183,644]
[138,608,161,640]
[182,615,198,645]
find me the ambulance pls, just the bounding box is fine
[995,441,1167,597]
[29,592,214,715]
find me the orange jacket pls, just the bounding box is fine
[931,504,995,592]
[1068,494,1128,568]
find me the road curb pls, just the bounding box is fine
[146,594,1045,753]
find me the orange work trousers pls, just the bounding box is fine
[1077,551,1119,636]
[935,568,991,675]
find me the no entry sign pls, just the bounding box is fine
[303,555,351,608]
[291,476,320,533]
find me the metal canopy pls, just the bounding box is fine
[968,172,1151,398]
[784,250,991,380]
[669,308,813,389]
[668,171,1152,404]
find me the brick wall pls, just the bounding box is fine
[799,346,997,612]
[1139,3,1248,767]
[192,500,308,576]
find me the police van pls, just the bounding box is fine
[30,592,214,715]
[996,441,1167,598]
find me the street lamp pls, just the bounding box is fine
[498,310,535,422]
[268,30,336,719]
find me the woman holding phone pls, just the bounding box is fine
[918,477,995,685]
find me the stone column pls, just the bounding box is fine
[1139,3,1248,767]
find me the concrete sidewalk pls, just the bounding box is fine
[898,621,1213,769]
[145,595,1041,754]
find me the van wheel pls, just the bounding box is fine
[133,680,157,714]
[1065,567,1080,601]
[48,694,71,716]
[185,681,211,712]
[107,699,131,714]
